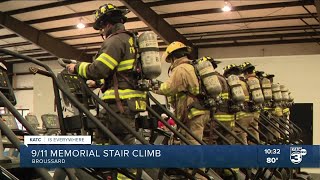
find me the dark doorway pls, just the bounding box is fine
[290,103,313,145]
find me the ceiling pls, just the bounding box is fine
[0,0,319,64]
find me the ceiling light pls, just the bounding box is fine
[77,18,85,29]
[222,0,232,12]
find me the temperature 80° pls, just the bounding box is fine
[266,157,279,164]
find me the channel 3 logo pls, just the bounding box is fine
[290,147,307,164]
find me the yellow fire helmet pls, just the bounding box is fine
[162,41,191,63]
[240,62,255,72]
[223,64,241,76]
[93,3,129,30]
[199,56,221,68]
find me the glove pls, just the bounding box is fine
[151,79,162,90]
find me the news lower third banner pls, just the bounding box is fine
[20,144,320,168]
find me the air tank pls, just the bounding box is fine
[194,59,222,98]
[272,83,282,102]
[227,75,245,102]
[138,31,161,79]
[280,85,289,102]
[247,77,264,103]
[261,78,272,100]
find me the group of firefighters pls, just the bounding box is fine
[62,3,297,179]
[157,41,294,147]
[64,0,296,153]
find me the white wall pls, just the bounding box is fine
[13,74,34,112]
[13,61,63,125]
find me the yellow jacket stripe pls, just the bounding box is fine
[188,86,200,95]
[283,108,290,113]
[96,53,118,70]
[214,114,235,121]
[245,96,250,101]
[272,107,283,116]
[78,62,90,79]
[187,108,207,119]
[102,89,146,100]
[236,112,252,119]
[118,59,135,71]
[220,93,229,100]
[117,171,137,180]
[274,107,282,112]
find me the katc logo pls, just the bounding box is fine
[290,147,307,164]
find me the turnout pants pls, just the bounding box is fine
[234,112,254,145]
[96,104,136,145]
[181,113,210,145]
[247,111,260,143]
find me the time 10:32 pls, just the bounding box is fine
[264,149,281,154]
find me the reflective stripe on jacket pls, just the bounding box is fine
[236,111,253,119]
[214,114,235,121]
[102,89,146,100]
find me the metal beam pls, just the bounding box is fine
[15,49,43,54]
[192,31,320,43]
[8,47,168,64]
[6,56,58,64]
[73,41,166,49]
[197,38,320,48]
[0,34,17,39]
[316,0,320,25]
[24,1,313,26]
[1,53,52,61]
[161,0,314,19]
[6,0,91,15]
[24,0,198,25]
[174,13,316,29]
[42,13,314,34]
[8,37,320,62]
[0,11,92,62]
[184,25,320,38]
[60,25,320,41]
[0,49,45,58]
[0,42,31,48]
[13,87,33,91]
[119,0,191,46]
[2,25,319,56]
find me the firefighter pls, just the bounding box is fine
[153,42,210,146]
[66,3,145,146]
[265,73,282,141]
[283,91,294,119]
[223,64,252,145]
[240,62,264,142]
[209,61,236,145]
[153,43,212,180]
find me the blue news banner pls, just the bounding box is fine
[20,145,320,168]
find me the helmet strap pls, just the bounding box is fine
[99,29,105,40]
